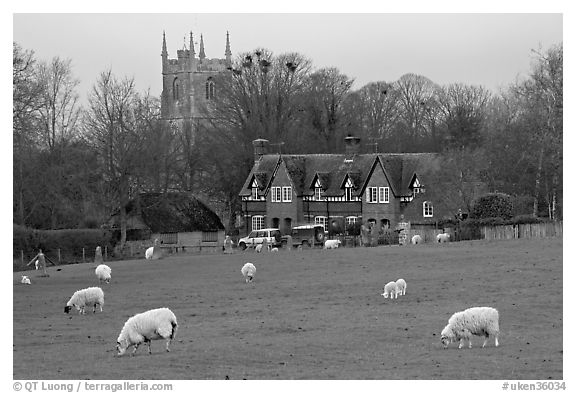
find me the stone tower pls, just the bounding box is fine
[160,31,232,130]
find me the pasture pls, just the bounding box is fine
[13,237,562,380]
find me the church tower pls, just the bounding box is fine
[160,31,232,130]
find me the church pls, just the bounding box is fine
[160,31,232,133]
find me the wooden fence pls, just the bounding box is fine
[482,222,562,241]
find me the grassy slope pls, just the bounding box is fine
[13,238,562,380]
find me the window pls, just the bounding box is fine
[206,78,215,100]
[251,187,259,200]
[252,216,264,231]
[315,187,323,200]
[202,231,218,242]
[282,186,292,202]
[367,187,378,203]
[315,216,328,231]
[345,186,353,201]
[173,78,180,100]
[423,201,433,217]
[379,187,390,203]
[271,187,282,202]
[345,216,357,227]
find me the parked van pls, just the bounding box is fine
[282,224,326,248]
[238,228,282,250]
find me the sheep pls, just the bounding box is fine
[64,287,104,315]
[381,281,399,299]
[440,306,500,349]
[241,262,257,283]
[411,234,423,245]
[271,247,279,252]
[437,233,450,243]
[255,244,263,253]
[395,278,407,296]
[145,246,154,259]
[116,307,178,356]
[95,264,112,284]
[324,239,342,249]
[21,275,31,285]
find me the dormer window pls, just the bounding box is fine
[251,187,259,200]
[344,177,354,201]
[314,178,323,201]
[412,176,425,194]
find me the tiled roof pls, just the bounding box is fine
[239,152,440,198]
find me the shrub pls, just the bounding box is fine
[471,193,513,220]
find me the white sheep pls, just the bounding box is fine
[395,278,407,296]
[255,244,263,253]
[21,275,31,285]
[116,307,178,356]
[271,247,279,252]
[241,262,257,283]
[95,264,112,284]
[324,239,342,249]
[411,234,423,245]
[381,281,399,299]
[440,306,500,349]
[64,287,104,314]
[437,233,450,243]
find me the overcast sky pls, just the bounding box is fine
[12,12,563,102]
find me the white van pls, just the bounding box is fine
[238,228,282,250]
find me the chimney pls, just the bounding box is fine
[252,138,269,162]
[344,135,361,156]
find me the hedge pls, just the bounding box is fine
[13,225,115,269]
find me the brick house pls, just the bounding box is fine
[239,136,471,237]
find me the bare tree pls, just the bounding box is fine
[83,70,144,245]
[303,67,355,152]
[393,73,437,151]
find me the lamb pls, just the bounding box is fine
[241,262,256,283]
[255,244,263,253]
[95,264,112,284]
[324,239,342,249]
[395,278,407,296]
[381,281,399,299]
[64,287,104,314]
[21,275,31,285]
[437,233,450,243]
[411,234,423,245]
[440,306,500,349]
[116,307,178,356]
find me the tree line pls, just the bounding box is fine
[13,42,563,243]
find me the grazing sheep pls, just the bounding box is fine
[395,278,407,296]
[255,244,263,253]
[95,264,112,284]
[440,306,500,349]
[381,281,399,299]
[241,262,257,283]
[21,275,31,285]
[324,239,342,249]
[271,247,279,252]
[411,234,423,245]
[116,307,178,356]
[437,233,450,243]
[64,287,104,314]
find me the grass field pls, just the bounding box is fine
[12,237,562,380]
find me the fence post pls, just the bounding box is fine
[21,250,24,265]
[104,246,108,261]
[58,248,61,264]
[82,248,85,263]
